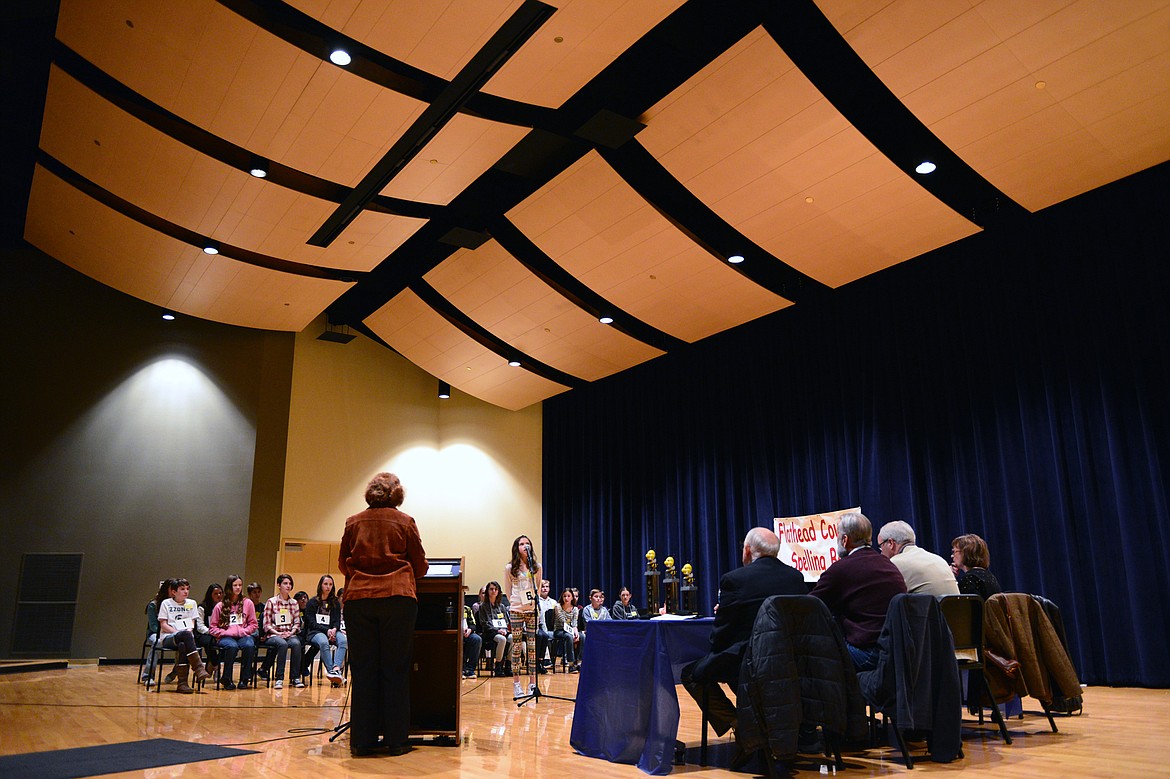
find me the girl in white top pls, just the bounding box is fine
[503,535,542,699]
[158,577,212,693]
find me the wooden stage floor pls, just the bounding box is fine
[0,664,1165,778]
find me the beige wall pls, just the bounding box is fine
[280,319,543,595]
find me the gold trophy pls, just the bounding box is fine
[645,548,660,612]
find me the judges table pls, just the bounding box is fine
[570,617,714,775]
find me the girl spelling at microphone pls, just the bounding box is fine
[504,535,542,699]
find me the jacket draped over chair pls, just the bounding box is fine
[983,593,1082,706]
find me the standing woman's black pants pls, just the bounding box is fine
[345,595,418,750]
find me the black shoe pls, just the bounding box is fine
[221,680,236,690]
[730,743,754,771]
[257,668,269,681]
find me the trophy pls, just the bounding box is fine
[680,562,697,614]
[663,556,680,615]
[644,549,660,612]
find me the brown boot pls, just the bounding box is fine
[175,664,193,694]
[188,651,211,683]
[164,662,180,684]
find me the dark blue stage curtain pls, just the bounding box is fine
[543,163,1170,687]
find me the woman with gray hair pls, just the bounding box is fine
[339,472,429,757]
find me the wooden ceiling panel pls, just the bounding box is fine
[819,0,1170,211]
[365,289,569,410]
[509,151,790,340]
[39,67,424,271]
[57,0,427,188]
[24,165,350,331]
[426,242,663,380]
[380,114,529,205]
[289,0,522,81]
[639,28,979,289]
[484,1,688,108]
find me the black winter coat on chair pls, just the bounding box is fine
[858,593,963,763]
[736,595,868,759]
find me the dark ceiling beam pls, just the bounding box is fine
[37,151,360,281]
[217,0,557,129]
[487,216,686,353]
[52,42,441,221]
[763,0,1029,227]
[308,0,556,247]
[407,278,583,390]
[598,139,831,304]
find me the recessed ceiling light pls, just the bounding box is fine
[805,196,815,204]
[1035,80,1047,90]
[728,254,745,264]
[508,360,521,367]
[162,313,175,321]
[249,159,268,178]
[330,49,352,66]
[915,161,937,175]
[599,316,614,325]
[203,244,219,255]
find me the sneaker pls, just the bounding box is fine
[462,669,476,679]
[274,680,283,690]
[221,680,236,691]
[513,682,524,698]
[145,678,155,687]
[293,678,305,688]
[325,666,343,682]
[528,683,537,695]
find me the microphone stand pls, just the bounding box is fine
[513,553,574,708]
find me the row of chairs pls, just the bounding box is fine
[138,636,347,691]
[708,592,1078,774]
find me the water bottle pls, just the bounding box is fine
[446,598,456,629]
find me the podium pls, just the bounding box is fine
[411,556,463,740]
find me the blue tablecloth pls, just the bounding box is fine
[570,617,714,775]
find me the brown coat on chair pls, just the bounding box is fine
[983,593,1081,705]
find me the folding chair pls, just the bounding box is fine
[939,594,1012,744]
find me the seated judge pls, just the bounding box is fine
[810,512,907,671]
[681,527,805,737]
[877,520,959,597]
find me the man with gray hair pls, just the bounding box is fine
[810,512,906,670]
[681,527,805,737]
[877,521,959,597]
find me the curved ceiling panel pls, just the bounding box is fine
[484,0,688,108]
[365,289,569,410]
[818,0,1170,211]
[639,28,979,289]
[378,114,529,204]
[39,66,423,272]
[57,0,428,186]
[507,151,791,343]
[425,241,664,381]
[25,165,352,330]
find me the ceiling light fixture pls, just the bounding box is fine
[162,312,175,321]
[599,315,614,325]
[915,161,937,175]
[728,254,745,264]
[330,48,352,66]
[249,158,269,178]
[508,359,522,367]
[438,380,451,399]
[203,242,219,255]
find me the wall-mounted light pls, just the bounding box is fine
[915,161,937,175]
[438,380,451,399]
[330,48,352,66]
[728,254,745,264]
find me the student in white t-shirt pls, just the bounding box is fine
[157,577,212,693]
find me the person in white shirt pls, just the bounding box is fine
[157,577,212,693]
[503,535,542,699]
[878,521,960,597]
[534,579,557,672]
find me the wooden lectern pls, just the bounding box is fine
[411,556,464,742]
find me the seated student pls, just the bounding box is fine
[580,588,611,653]
[196,583,223,675]
[246,582,270,680]
[142,579,172,685]
[158,577,212,693]
[552,588,581,673]
[461,602,482,679]
[263,574,304,689]
[303,574,347,686]
[476,581,512,676]
[535,579,557,671]
[209,574,257,690]
[610,586,639,620]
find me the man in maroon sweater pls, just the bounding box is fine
[810,512,906,670]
